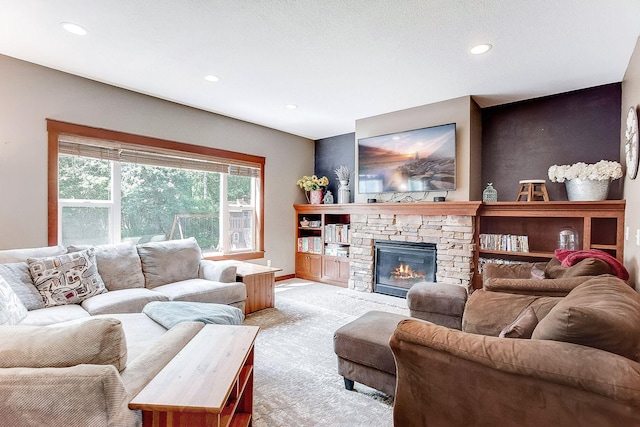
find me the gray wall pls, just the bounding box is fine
[0,54,314,276]
[622,36,640,289]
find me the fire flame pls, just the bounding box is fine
[391,263,426,280]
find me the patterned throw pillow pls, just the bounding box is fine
[0,275,28,325]
[28,248,107,307]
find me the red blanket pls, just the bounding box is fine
[554,249,629,281]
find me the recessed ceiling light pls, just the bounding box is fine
[61,22,87,36]
[285,104,298,110]
[470,43,492,55]
[204,75,219,82]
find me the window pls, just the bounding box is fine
[47,120,265,260]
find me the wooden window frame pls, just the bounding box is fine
[47,119,265,261]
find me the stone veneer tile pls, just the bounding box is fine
[348,213,475,292]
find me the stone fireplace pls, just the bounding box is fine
[373,240,436,297]
[349,205,477,294]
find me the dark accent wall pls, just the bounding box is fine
[315,133,356,202]
[481,83,622,201]
[315,84,622,203]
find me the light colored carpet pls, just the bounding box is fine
[244,279,410,427]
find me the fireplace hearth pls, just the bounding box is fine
[373,240,436,297]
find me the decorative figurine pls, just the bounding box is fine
[483,182,498,202]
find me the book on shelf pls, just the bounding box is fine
[479,233,529,253]
[297,237,322,254]
[324,223,350,244]
[324,243,350,257]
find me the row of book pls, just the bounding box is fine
[479,233,529,253]
[325,243,349,258]
[297,237,322,254]
[325,223,350,243]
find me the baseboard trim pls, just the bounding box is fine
[275,274,295,282]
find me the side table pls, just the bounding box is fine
[227,261,282,314]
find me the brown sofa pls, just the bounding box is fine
[390,260,640,426]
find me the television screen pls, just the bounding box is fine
[358,123,456,194]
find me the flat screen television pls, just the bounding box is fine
[358,123,456,194]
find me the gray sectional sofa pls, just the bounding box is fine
[0,237,248,426]
[0,237,247,326]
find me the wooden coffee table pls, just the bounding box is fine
[129,325,259,427]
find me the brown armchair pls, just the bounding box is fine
[390,260,640,426]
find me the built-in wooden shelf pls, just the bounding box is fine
[294,200,626,290]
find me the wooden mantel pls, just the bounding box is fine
[294,201,482,216]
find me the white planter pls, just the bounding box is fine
[565,178,610,201]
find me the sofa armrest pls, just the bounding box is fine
[198,259,237,283]
[483,276,590,296]
[0,364,139,427]
[390,319,640,426]
[120,321,204,399]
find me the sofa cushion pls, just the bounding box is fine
[0,276,28,325]
[137,238,202,289]
[143,301,244,329]
[68,243,145,291]
[17,304,91,326]
[0,262,45,310]
[151,278,247,305]
[532,275,640,360]
[0,245,66,264]
[0,318,127,371]
[462,289,561,336]
[81,288,169,315]
[544,257,611,279]
[27,248,107,307]
[499,307,538,339]
[482,262,546,281]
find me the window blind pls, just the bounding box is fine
[58,134,261,177]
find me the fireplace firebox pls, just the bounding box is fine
[373,241,436,297]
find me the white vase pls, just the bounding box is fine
[565,178,610,201]
[338,180,350,204]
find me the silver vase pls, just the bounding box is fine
[565,178,610,201]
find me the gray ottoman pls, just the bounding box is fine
[407,281,468,330]
[333,310,410,397]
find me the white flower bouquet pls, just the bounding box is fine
[548,160,623,183]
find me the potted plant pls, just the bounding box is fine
[296,175,329,204]
[548,160,623,201]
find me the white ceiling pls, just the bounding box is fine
[1,1,640,140]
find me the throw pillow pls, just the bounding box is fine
[0,262,46,310]
[544,257,611,279]
[27,248,107,307]
[0,276,28,325]
[137,237,202,289]
[68,243,145,291]
[0,317,127,371]
[499,307,538,339]
[532,275,640,360]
